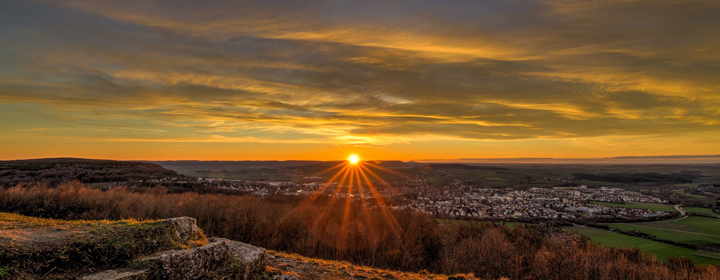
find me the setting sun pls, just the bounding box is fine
[348,154,360,164]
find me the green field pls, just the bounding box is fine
[610,223,720,245]
[684,207,720,217]
[591,201,677,212]
[606,216,720,252]
[563,226,720,264]
[633,216,720,236]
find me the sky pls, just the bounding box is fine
[1,0,719,161]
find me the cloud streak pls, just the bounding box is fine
[1,0,719,159]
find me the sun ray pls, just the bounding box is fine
[358,165,402,238]
[278,164,349,224]
[311,165,351,240]
[281,157,406,252]
[359,164,403,197]
[354,166,379,246]
[339,166,355,252]
[312,161,347,177]
[362,161,407,177]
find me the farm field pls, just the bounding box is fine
[563,226,720,264]
[606,217,720,248]
[684,207,720,217]
[610,223,720,245]
[590,201,677,212]
[635,216,720,236]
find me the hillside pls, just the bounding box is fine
[0,158,179,187]
[0,212,271,279]
[0,212,476,280]
[421,164,508,171]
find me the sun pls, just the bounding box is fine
[348,154,360,164]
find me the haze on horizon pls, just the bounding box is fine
[1,0,719,161]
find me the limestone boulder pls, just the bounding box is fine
[211,237,268,279]
[143,240,231,279]
[158,217,202,241]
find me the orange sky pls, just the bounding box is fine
[1,0,719,161]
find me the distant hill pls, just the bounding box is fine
[149,160,344,170]
[422,163,508,170]
[0,158,179,187]
[572,172,700,184]
[147,160,417,181]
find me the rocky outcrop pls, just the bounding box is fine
[211,237,268,279]
[156,216,202,240]
[4,213,269,280]
[142,240,231,279]
[82,218,269,280]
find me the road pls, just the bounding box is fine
[658,204,688,222]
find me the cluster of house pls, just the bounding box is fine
[201,175,671,220]
[402,185,670,220]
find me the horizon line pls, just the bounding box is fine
[3,154,720,164]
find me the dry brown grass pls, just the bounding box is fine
[267,250,479,280]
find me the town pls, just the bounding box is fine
[191,174,672,221]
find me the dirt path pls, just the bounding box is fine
[643,204,688,223]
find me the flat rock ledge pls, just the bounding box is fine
[143,240,231,279]
[83,218,268,280]
[83,239,268,280]
[211,237,268,279]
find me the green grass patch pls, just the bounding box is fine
[563,226,720,264]
[684,207,720,217]
[0,267,10,278]
[619,217,720,237]
[425,175,453,185]
[610,223,720,245]
[673,217,720,235]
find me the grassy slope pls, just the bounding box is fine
[563,226,720,265]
